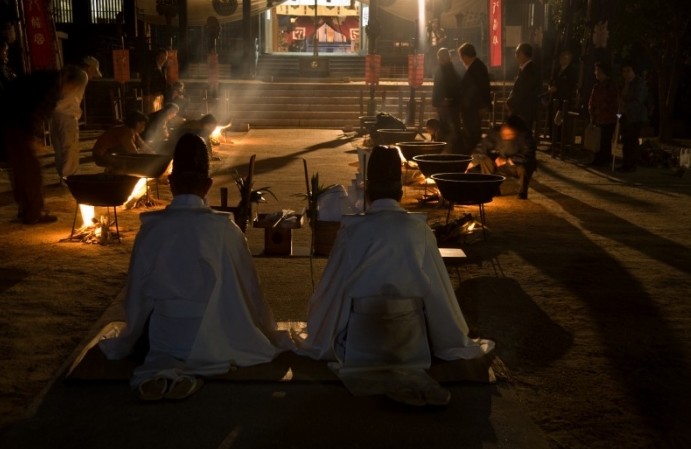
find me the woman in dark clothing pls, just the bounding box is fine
[588,62,619,166]
[617,60,648,172]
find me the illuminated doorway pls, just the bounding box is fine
[264,0,366,54]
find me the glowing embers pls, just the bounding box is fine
[209,121,233,145]
[63,174,141,244]
[123,178,161,209]
[66,206,117,245]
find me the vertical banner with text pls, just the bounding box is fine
[22,0,58,70]
[489,0,502,68]
[365,54,381,86]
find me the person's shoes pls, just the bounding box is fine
[423,386,451,406]
[138,376,168,401]
[23,213,58,225]
[164,375,204,400]
[386,388,427,406]
[518,192,528,200]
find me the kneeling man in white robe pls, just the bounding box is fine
[294,145,494,406]
[100,133,291,400]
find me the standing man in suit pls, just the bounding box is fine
[431,48,464,154]
[458,43,492,151]
[547,49,579,148]
[506,43,542,135]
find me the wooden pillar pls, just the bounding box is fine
[242,0,252,79]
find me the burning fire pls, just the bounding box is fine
[210,122,233,144]
[79,204,95,228]
[123,178,149,210]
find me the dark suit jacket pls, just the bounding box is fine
[550,63,578,102]
[432,63,463,108]
[460,58,491,112]
[506,60,542,125]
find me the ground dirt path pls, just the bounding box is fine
[1,129,690,448]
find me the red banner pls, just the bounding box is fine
[112,49,130,84]
[365,54,381,86]
[22,0,57,70]
[166,50,179,83]
[407,54,425,88]
[489,0,502,68]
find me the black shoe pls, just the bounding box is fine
[518,192,528,200]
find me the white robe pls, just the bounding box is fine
[294,199,493,362]
[99,195,291,386]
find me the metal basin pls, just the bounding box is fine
[395,141,446,161]
[109,153,172,178]
[65,174,141,206]
[431,173,506,205]
[374,129,419,146]
[412,154,472,178]
[358,115,377,134]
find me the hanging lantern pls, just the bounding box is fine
[407,54,424,88]
[365,54,381,85]
[166,49,179,83]
[112,49,130,84]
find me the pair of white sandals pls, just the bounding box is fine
[138,375,204,401]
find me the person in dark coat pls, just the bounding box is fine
[506,43,542,134]
[1,70,61,224]
[431,48,464,154]
[141,48,169,113]
[616,60,648,173]
[588,61,618,166]
[548,49,579,147]
[458,42,491,151]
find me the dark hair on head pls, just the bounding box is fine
[366,145,403,202]
[620,59,637,72]
[200,114,218,126]
[163,102,180,113]
[426,118,441,129]
[458,42,477,58]
[124,111,149,128]
[155,48,168,58]
[594,61,611,77]
[504,115,529,133]
[516,42,533,58]
[170,134,211,195]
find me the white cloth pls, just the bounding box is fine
[99,195,291,386]
[293,198,494,363]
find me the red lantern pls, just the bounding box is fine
[166,50,179,83]
[365,54,381,85]
[407,54,424,88]
[112,49,130,84]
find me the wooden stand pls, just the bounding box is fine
[254,213,304,255]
